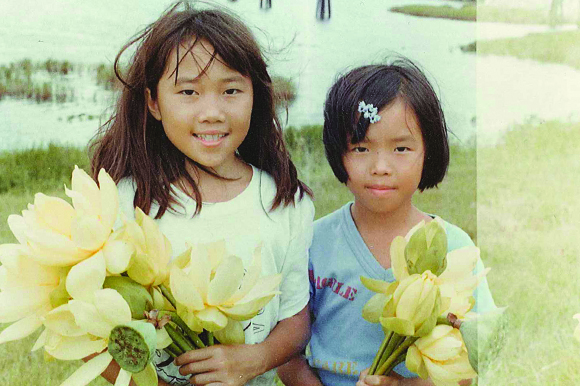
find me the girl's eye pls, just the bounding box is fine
[179,90,197,96]
[395,146,410,153]
[351,146,368,153]
[224,89,241,95]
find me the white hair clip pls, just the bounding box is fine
[358,101,381,123]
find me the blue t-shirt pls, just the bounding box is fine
[307,203,495,386]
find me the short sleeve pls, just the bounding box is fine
[277,193,315,321]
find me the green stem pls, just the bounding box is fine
[376,336,418,375]
[437,316,452,326]
[159,285,177,309]
[207,332,214,346]
[369,331,393,375]
[159,311,206,349]
[378,333,405,371]
[164,342,182,358]
[165,323,194,353]
[383,351,406,376]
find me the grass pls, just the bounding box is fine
[462,30,580,70]
[1,120,579,384]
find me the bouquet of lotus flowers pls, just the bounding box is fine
[361,219,500,386]
[0,166,281,386]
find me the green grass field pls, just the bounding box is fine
[1,119,580,384]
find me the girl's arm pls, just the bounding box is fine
[175,305,310,386]
[83,353,170,386]
[277,353,324,386]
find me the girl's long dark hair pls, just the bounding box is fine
[90,1,311,218]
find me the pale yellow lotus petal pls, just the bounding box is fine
[437,351,476,378]
[43,304,86,337]
[219,294,275,321]
[406,345,428,379]
[70,166,101,217]
[438,246,479,281]
[205,239,227,271]
[196,306,228,332]
[360,276,391,294]
[228,244,262,304]
[0,246,63,288]
[32,328,48,351]
[395,277,423,320]
[114,368,132,386]
[405,220,426,242]
[33,193,76,237]
[68,300,112,338]
[380,316,415,336]
[121,220,147,253]
[138,208,165,259]
[361,293,389,323]
[26,228,90,266]
[170,266,204,311]
[71,215,109,252]
[422,335,463,361]
[151,287,175,311]
[7,214,27,244]
[103,240,134,275]
[156,327,173,350]
[213,319,245,345]
[0,312,44,344]
[187,245,212,301]
[127,253,157,287]
[0,286,53,323]
[98,168,119,232]
[46,332,107,361]
[207,256,244,306]
[94,288,132,327]
[235,274,282,305]
[176,304,203,333]
[132,363,159,386]
[415,325,454,352]
[59,351,113,386]
[390,236,409,281]
[66,251,106,303]
[422,356,464,386]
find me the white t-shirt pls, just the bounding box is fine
[116,165,314,386]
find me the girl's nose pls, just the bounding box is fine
[197,94,226,123]
[370,151,393,175]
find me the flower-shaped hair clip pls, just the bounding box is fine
[358,101,381,123]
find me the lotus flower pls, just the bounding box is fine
[169,240,281,344]
[36,288,169,386]
[114,207,172,287]
[406,325,476,386]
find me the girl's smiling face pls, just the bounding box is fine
[147,38,253,176]
[343,97,425,217]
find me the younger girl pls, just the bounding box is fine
[277,59,495,386]
[90,2,314,385]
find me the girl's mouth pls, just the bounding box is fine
[193,133,228,146]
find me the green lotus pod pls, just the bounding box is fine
[103,276,153,319]
[108,321,157,373]
[458,307,507,372]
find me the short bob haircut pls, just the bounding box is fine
[323,58,449,191]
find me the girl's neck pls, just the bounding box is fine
[350,199,430,239]
[183,158,253,203]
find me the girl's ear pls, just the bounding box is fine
[146,88,162,121]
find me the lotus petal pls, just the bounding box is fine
[380,316,415,336]
[127,253,157,286]
[170,266,204,311]
[207,256,244,306]
[390,236,408,281]
[439,246,479,281]
[94,288,132,327]
[137,208,165,259]
[196,306,228,332]
[103,240,134,275]
[406,345,428,379]
[43,304,86,337]
[213,319,245,345]
[33,193,75,236]
[0,312,44,344]
[156,327,173,350]
[32,328,48,351]
[68,300,112,338]
[7,214,27,244]
[45,333,107,361]
[132,363,159,386]
[71,215,109,252]
[360,276,391,294]
[114,370,132,386]
[187,245,212,300]
[69,166,101,217]
[219,294,275,321]
[26,227,90,266]
[421,336,463,361]
[361,293,389,324]
[0,286,53,323]
[66,251,106,303]
[60,351,113,386]
[228,245,262,304]
[235,274,282,305]
[98,168,119,231]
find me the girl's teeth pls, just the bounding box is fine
[197,134,225,141]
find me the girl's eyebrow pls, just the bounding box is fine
[174,75,246,86]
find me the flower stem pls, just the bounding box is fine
[165,323,194,352]
[369,331,393,375]
[377,333,405,372]
[382,351,406,376]
[207,332,214,346]
[164,342,182,358]
[159,285,177,309]
[159,311,206,349]
[376,336,418,375]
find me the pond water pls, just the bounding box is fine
[0,0,578,150]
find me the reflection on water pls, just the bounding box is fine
[0,0,578,150]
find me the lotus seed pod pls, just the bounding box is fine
[108,321,157,373]
[104,276,153,319]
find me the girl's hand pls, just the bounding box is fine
[357,369,399,386]
[175,344,264,386]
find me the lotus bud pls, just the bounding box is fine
[108,321,157,373]
[406,221,447,276]
[451,307,508,372]
[380,271,441,337]
[103,276,153,320]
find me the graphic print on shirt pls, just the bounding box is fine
[312,358,360,376]
[309,269,358,301]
